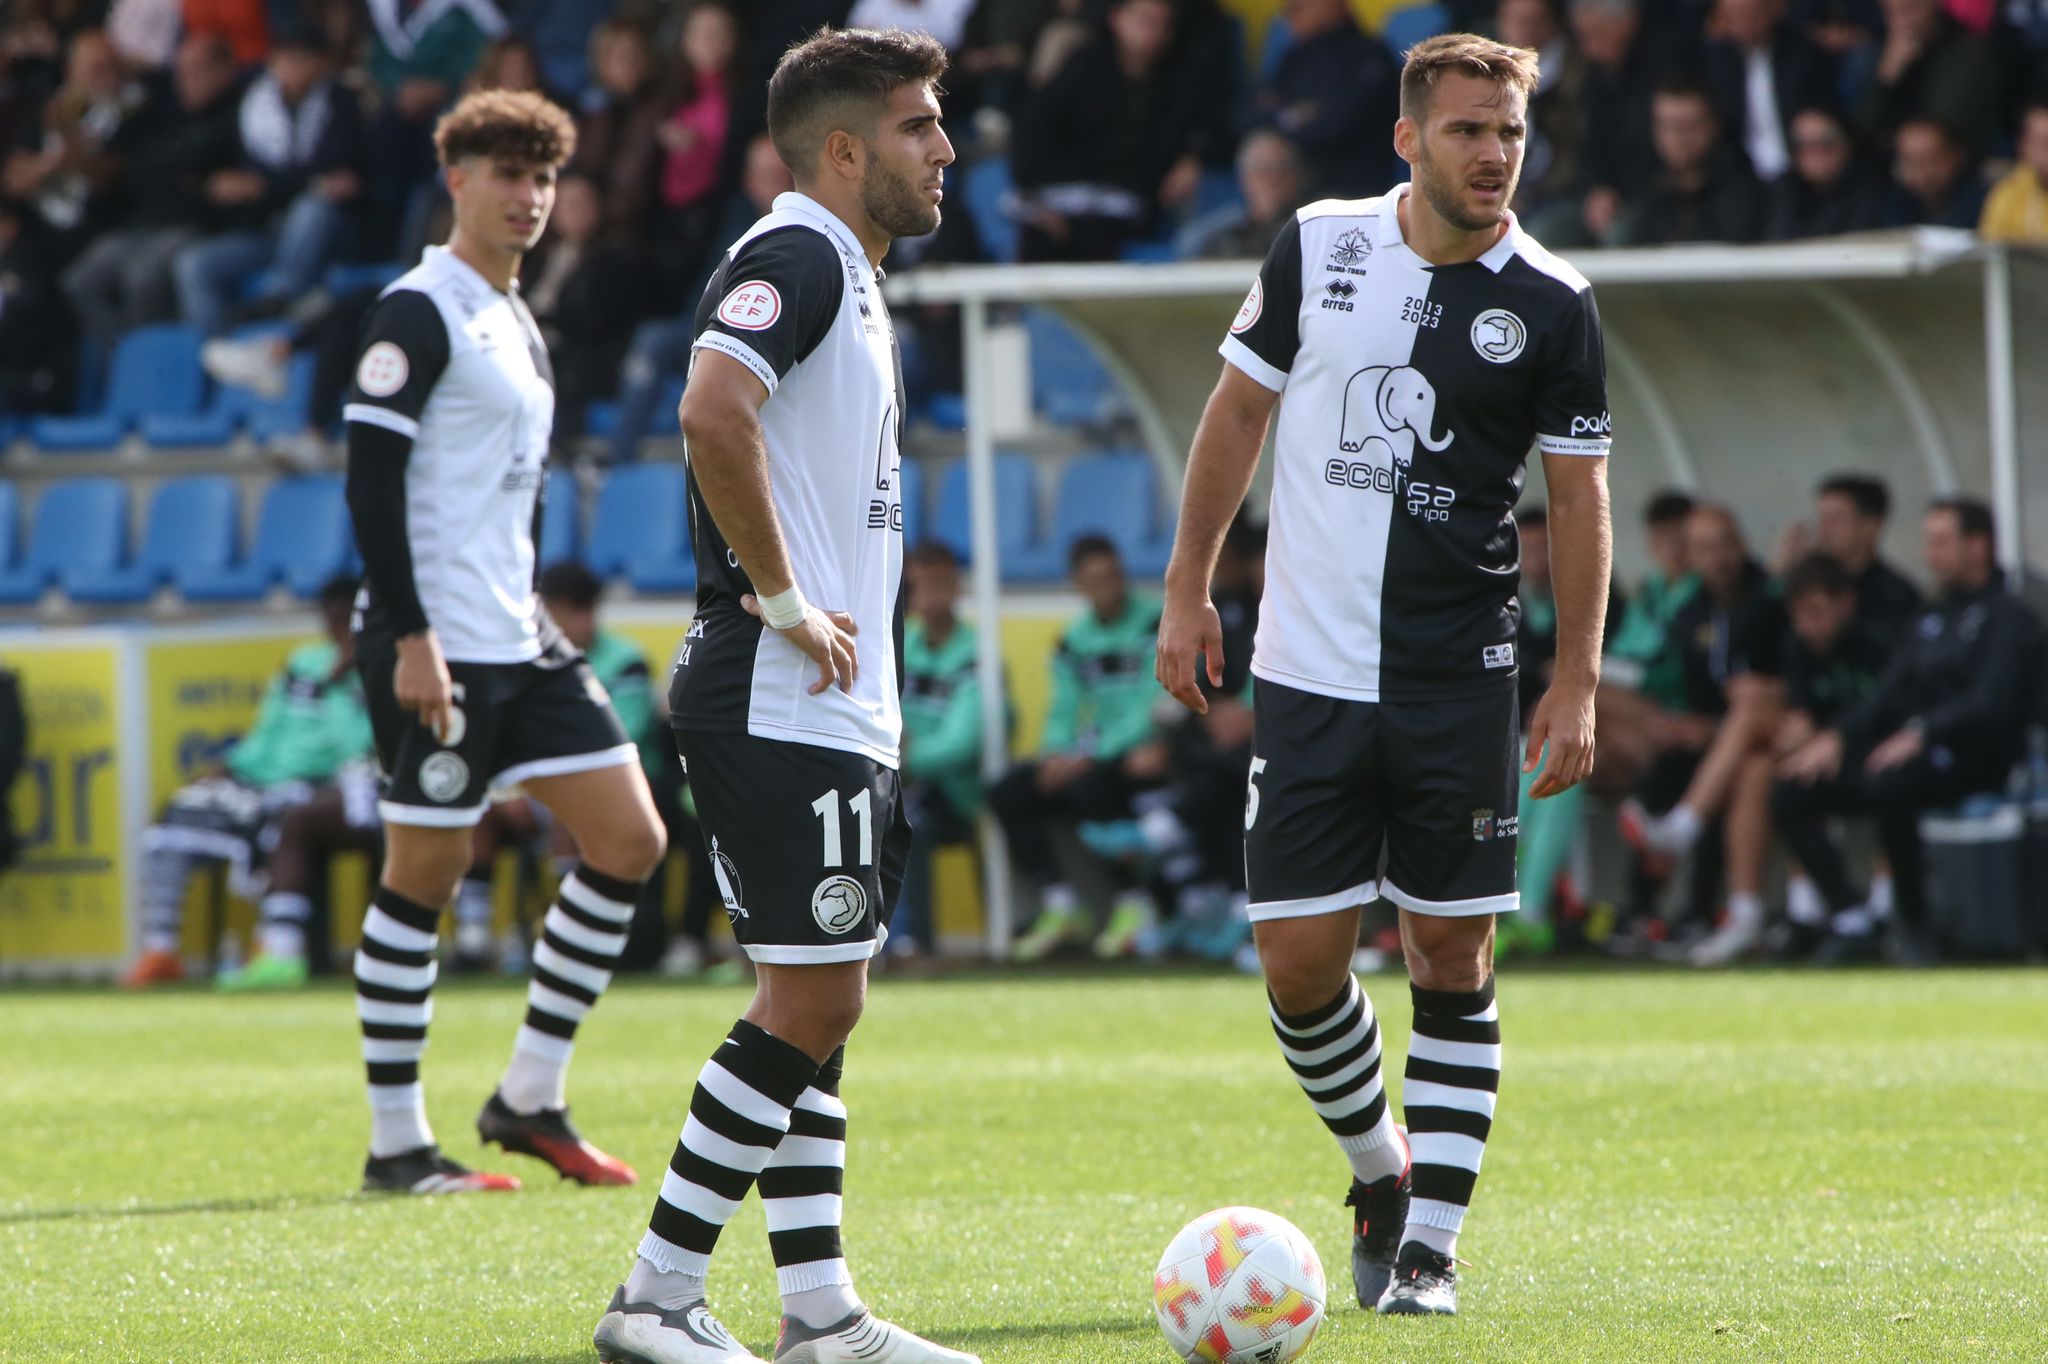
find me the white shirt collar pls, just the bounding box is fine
[773,191,877,279]
[1376,181,1523,274]
[425,243,516,297]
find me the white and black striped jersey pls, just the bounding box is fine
[1221,183,1610,704]
[670,192,907,767]
[343,245,555,664]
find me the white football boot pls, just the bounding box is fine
[593,1287,767,1364]
[772,1310,980,1363]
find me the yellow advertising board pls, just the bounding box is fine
[0,634,137,972]
[143,632,305,809]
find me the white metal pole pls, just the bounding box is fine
[1983,248,2024,578]
[961,296,1013,956]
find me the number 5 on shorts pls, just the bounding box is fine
[1246,756,1267,831]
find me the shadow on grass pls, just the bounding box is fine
[467,1318,1152,1364]
[0,1191,351,1224]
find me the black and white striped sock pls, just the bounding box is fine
[1271,977,1409,1185]
[638,1021,822,1280]
[760,1047,860,1327]
[1402,976,1501,1258]
[354,886,441,1157]
[499,866,643,1114]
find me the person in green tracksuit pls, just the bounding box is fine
[122,576,374,986]
[892,541,992,955]
[989,534,1169,961]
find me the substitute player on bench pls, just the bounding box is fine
[344,89,666,1196]
[592,28,976,1364]
[1157,34,1613,1317]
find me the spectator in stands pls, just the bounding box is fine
[186,0,269,65]
[948,0,1047,118]
[362,0,505,257]
[4,29,147,262]
[523,170,644,448]
[893,540,990,958]
[1184,129,1304,259]
[1613,75,1766,243]
[171,32,366,337]
[1703,0,1839,184]
[991,535,1168,961]
[1613,504,1786,957]
[0,196,79,413]
[571,18,663,249]
[1857,0,2005,151]
[847,0,979,51]
[1979,96,2048,241]
[608,130,791,464]
[59,32,242,347]
[653,1,747,282]
[451,562,664,973]
[122,575,373,988]
[1766,103,1884,237]
[106,0,182,71]
[465,34,547,97]
[501,0,603,100]
[1808,472,1922,642]
[1776,496,2043,962]
[1544,0,1663,246]
[1755,550,1894,956]
[1496,0,1574,215]
[1012,0,1207,261]
[1880,115,1987,225]
[1252,0,1401,199]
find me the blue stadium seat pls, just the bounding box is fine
[587,464,689,581]
[933,454,1042,578]
[32,325,207,452]
[1025,310,1120,427]
[924,391,966,432]
[0,479,129,604]
[0,481,17,571]
[243,353,318,443]
[1382,2,1451,52]
[582,400,621,438]
[539,467,579,567]
[962,157,1019,264]
[65,476,239,604]
[179,475,350,601]
[323,261,404,296]
[628,551,697,595]
[1011,453,1163,583]
[897,456,926,550]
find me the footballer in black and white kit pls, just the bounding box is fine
[340,91,668,1202]
[595,29,979,1364]
[1159,36,1613,1321]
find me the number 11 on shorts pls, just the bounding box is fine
[811,788,875,866]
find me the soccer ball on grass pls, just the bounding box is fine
[1152,1206,1326,1363]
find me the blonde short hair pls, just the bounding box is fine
[1399,33,1541,121]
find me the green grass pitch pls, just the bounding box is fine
[4,967,2044,1363]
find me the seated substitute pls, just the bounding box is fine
[990,533,1169,961]
[122,575,373,987]
[1776,497,2043,964]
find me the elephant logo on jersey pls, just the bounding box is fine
[812,875,867,934]
[1338,365,1453,468]
[710,837,747,922]
[1470,308,1527,363]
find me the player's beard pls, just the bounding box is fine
[861,150,941,239]
[1414,141,1518,234]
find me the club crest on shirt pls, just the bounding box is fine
[1329,227,1373,273]
[811,875,867,934]
[418,751,469,803]
[1470,308,1527,363]
[717,280,783,331]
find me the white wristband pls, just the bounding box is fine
[758,585,808,631]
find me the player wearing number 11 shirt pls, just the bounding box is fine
[592,28,977,1364]
[1157,35,1615,1320]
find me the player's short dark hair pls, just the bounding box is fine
[318,574,359,610]
[1645,490,1697,527]
[1653,74,1715,110]
[539,559,604,608]
[767,26,948,175]
[1399,32,1541,121]
[1519,504,1548,529]
[1928,495,1995,544]
[1781,551,1853,603]
[1067,533,1122,573]
[907,539,960,569]
[434,88,577,169]
[1817,473,1890,521]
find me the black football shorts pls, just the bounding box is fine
[1244,678,1520,920]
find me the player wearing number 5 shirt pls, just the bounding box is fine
[1155,35,1614,1320]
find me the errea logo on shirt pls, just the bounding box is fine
[717,280,783,330]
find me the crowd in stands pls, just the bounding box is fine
[2,0,2047,434]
